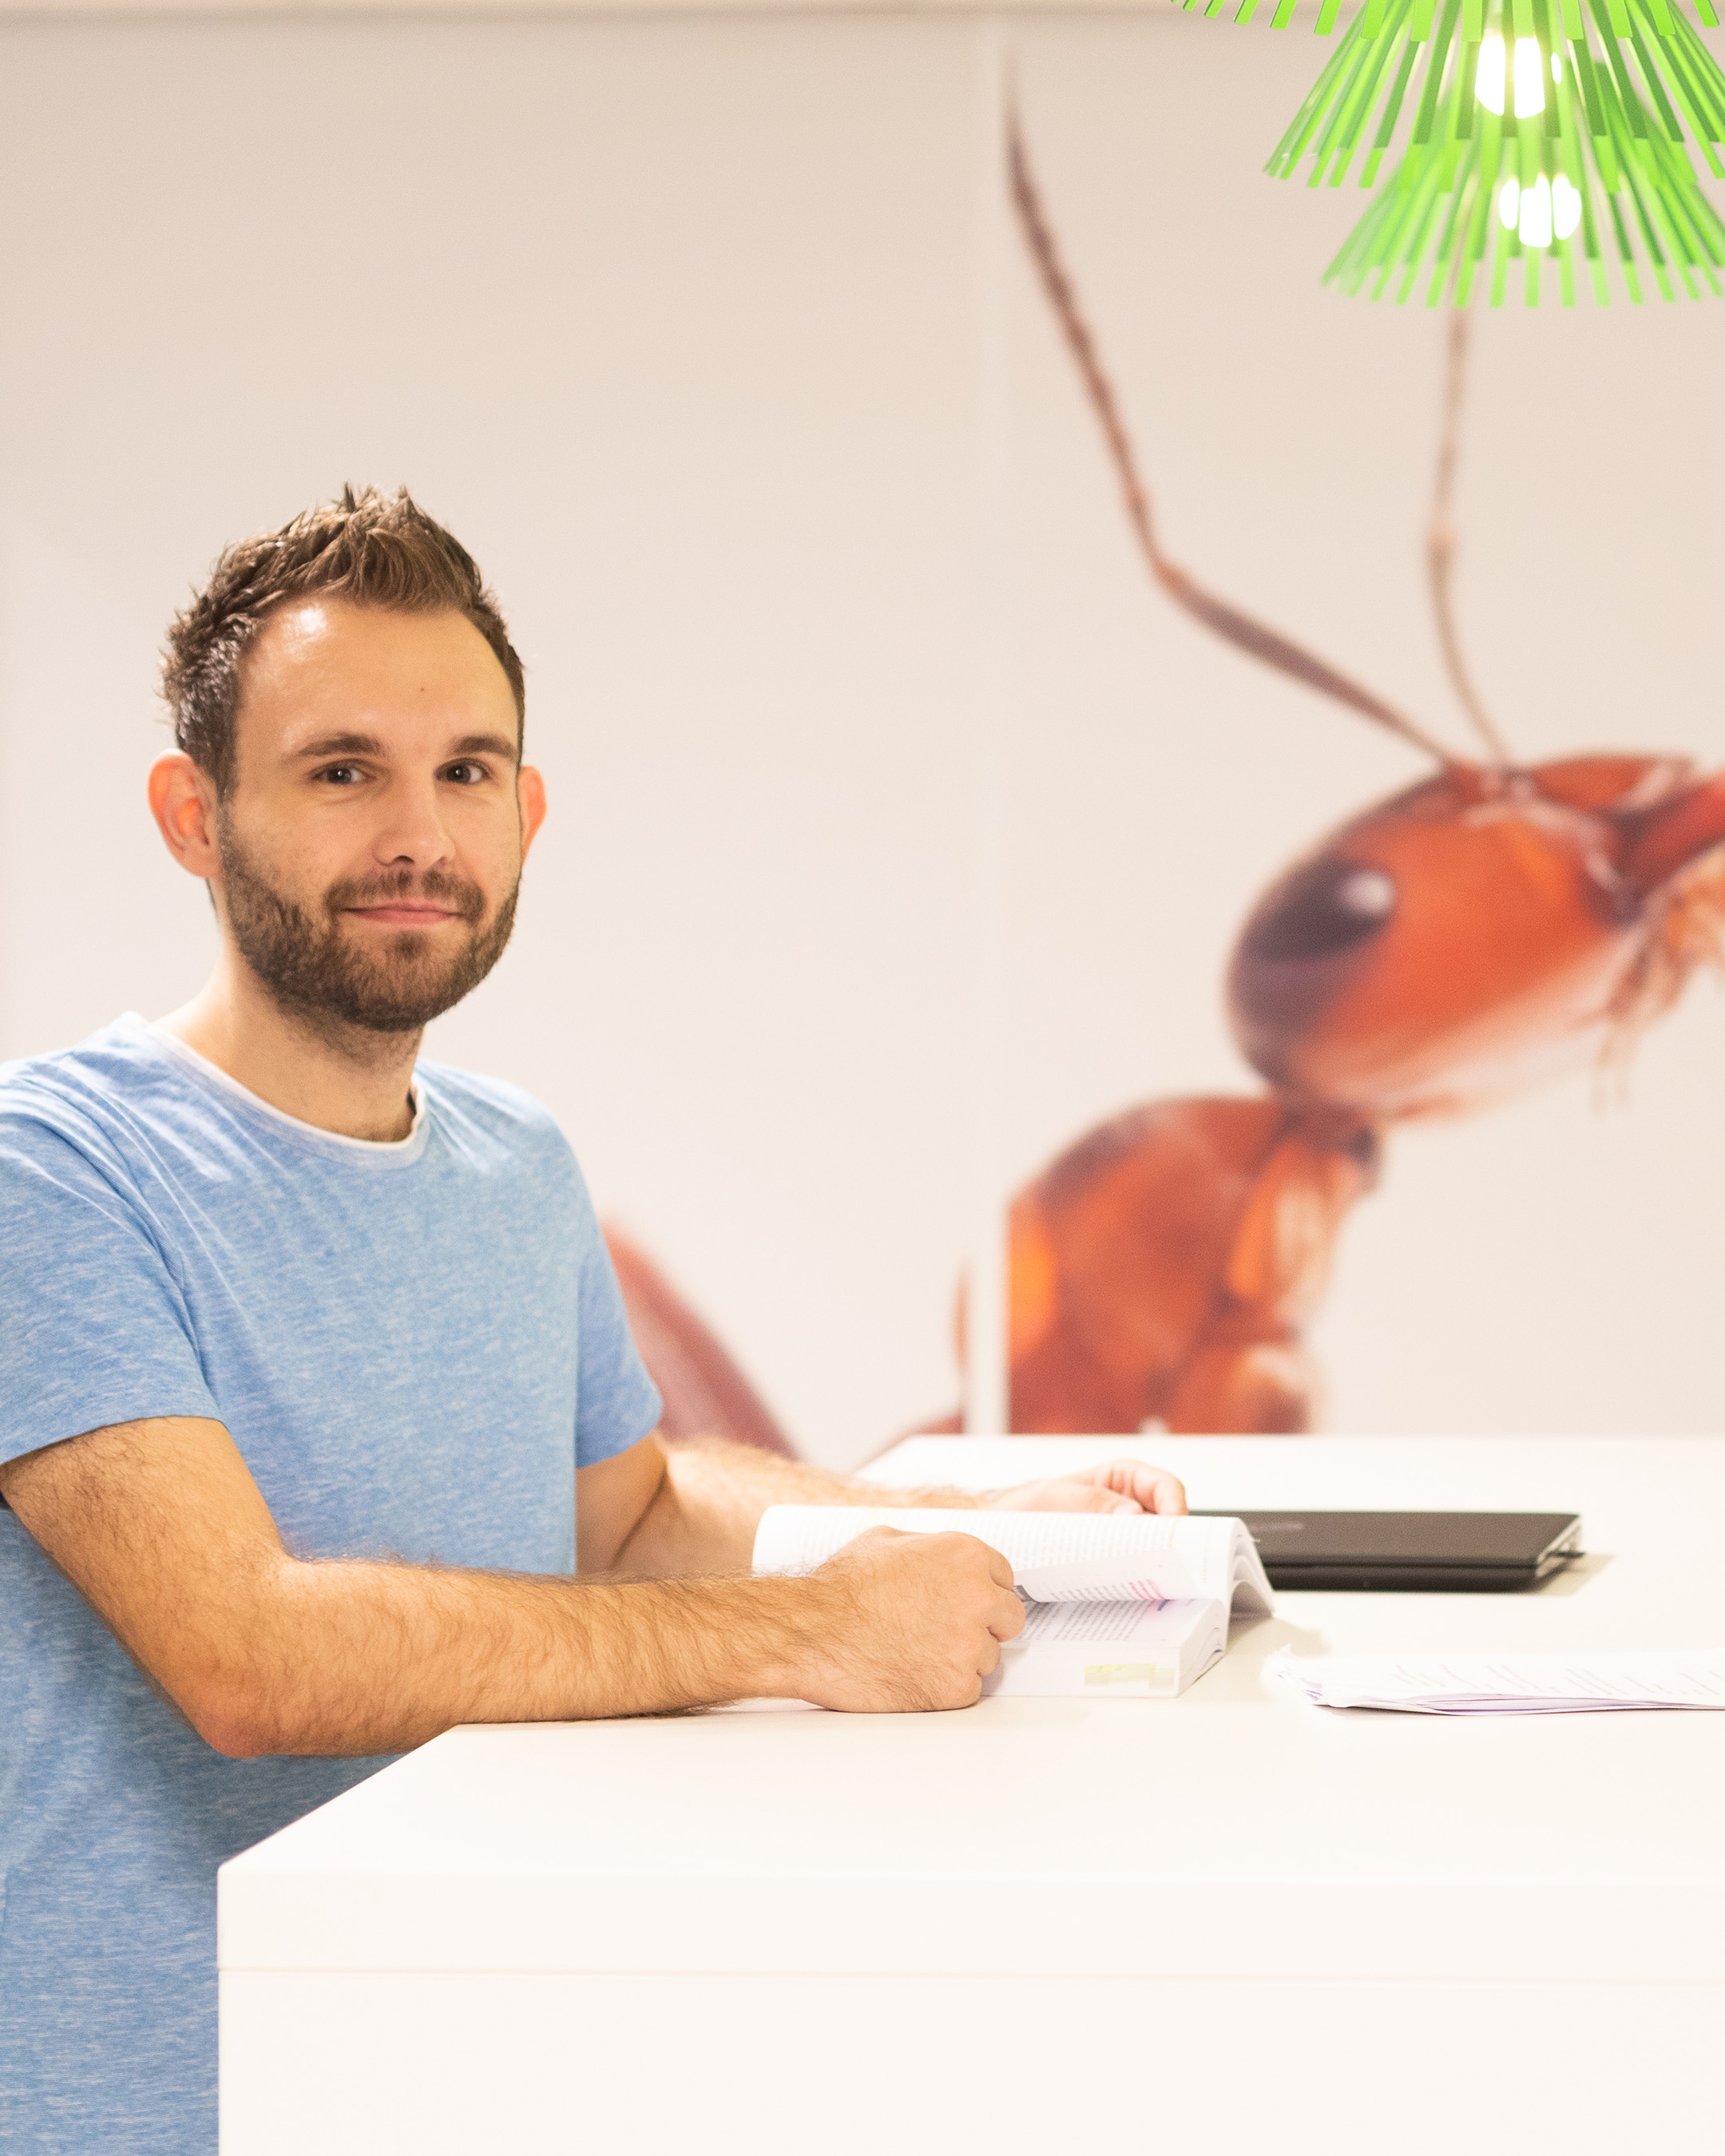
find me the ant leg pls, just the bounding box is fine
[1157,1118,1377,1434]
[1163,1333,1318,1436]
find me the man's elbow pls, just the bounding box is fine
[170,1564,331,1758]
[186,1684,278,1759]
[184,1672,313,1761]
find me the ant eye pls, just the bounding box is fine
[1239,861,1396,964]
[1228,855,1398,1088]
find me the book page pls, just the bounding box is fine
[752,1505,1260,1607]
[1017,1596,1202,1643]
[990,1596,1224,1698]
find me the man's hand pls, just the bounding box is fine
[790,1528,1025,1713]
[986,1457,1188,1519]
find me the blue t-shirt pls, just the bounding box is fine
[0,1016,661,2155]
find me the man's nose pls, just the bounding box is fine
[370,779,456,868]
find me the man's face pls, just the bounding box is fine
[213,600,542,1036]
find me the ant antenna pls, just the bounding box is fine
[1427,312,1511,767]
[1006,105,1457,773]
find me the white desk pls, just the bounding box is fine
[220,1437,1725,2155]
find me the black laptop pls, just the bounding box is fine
[1189,1510,1584,1591]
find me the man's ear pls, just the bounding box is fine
[518,765,548,862]
[149,755,222,882]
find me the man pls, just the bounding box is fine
[0,487,1184,2153]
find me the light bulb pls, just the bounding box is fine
[1477,35,1507,115]
[1519,172,1553,248]
[1552,174,1583,240]
[1498,175,1521,228]
[1513,38,1547,117]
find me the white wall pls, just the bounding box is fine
[1,11,1720,1461]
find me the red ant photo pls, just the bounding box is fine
[920,115,1725,1436]
[609,109,1725,1452]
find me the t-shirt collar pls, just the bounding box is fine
[115,1012,429,1162]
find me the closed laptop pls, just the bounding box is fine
[1190,1510,1583,1591]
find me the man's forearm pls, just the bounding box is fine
[0,1417,828,1762]
[610,1436,984,1579]
[190,1555,821,1758]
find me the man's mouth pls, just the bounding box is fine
[343,902,464,929]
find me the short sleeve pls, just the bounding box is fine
[569,1175,662,1470]
[0,1114,219,1468]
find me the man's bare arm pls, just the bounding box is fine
[0,1417,1025,1758]
[580,1432,1188,1579]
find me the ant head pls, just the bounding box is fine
[1226,755,1715,1120]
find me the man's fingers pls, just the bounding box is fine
[1058,1481,1141,1514]
[989,1476,1140,1515]
[984,1463,1187,1517]
[971,1541,1024,1638]
[1081,1460,1188,1516]
[1124,1463,1188,1516]
[1152,1472,1188,1516]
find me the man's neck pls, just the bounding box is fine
[157,957,422,1143]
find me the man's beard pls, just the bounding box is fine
[216,822,520,1037]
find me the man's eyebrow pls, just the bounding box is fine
[291,732,385,760]
[447,732,520,763]
[288,731,519,763]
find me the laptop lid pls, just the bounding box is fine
[1189,1510,1583,1591]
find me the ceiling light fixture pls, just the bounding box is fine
[1212,0,1725,302]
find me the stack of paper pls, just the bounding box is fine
[1265,1644,1725,1714]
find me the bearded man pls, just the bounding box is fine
[0,486,1184,2154]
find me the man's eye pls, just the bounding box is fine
[316,763,363,786]
[444,762,488,785]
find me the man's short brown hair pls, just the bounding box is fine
[162,485,526,795]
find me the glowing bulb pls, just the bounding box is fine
[1552,174,1583,240]
[1498,175,1521,228]
[1477,34,1507,113]
[1519,172,1553,248]
[1513,38,1547,116]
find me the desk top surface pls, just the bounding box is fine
[219,1437,1725,1984]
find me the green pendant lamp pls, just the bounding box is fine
[1219,0,1725,301]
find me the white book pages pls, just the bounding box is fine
[989,1597,1224,1699]
[1266,1645,1725,1714]
[752,1506,1273,1617]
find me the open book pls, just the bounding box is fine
[753,1507,1274,1698]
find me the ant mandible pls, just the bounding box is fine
[934,116,1725,1437]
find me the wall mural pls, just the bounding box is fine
[610,109,1725,1450]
